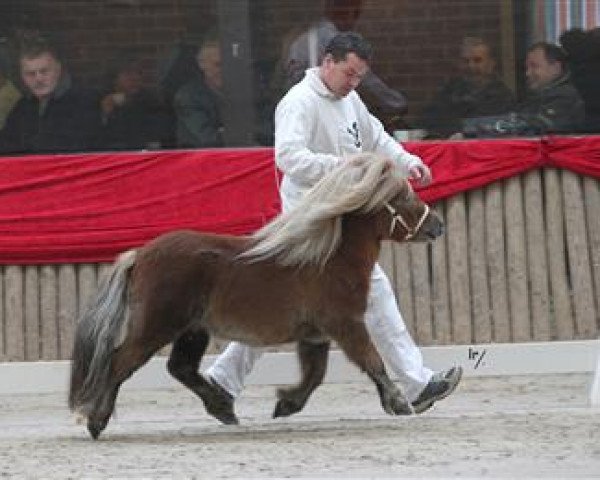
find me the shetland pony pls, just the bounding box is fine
[69,152,443,439]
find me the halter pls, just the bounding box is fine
[384,202,430,240]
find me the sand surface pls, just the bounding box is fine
[0,373,598,478]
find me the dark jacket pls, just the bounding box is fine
[516,73,585,133]
[561,28,600,132]
[173,73,224,148]
[421,75,515,138]
[0,75,101,155]
[101,89,174,151]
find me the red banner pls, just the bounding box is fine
[0,136,598,265]
[543,136,600,178]
[405,138,546,202]
[0,148,280,264]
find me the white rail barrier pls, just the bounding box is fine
[1,340,598,396]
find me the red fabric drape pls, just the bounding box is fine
[543,136,600,178]
[0,148,280,264]
[404,138,546,202]
[0,136,598,265]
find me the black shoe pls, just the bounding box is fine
[203,376,239,425]
[412,366,463,414]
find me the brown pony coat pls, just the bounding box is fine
[69,153,444,439]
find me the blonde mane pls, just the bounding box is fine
[242,152,406,268]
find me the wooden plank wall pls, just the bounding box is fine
[0,168,598,361]
[381,169,599,345]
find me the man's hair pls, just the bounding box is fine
[528,41,567,68]
[323,31,372,63]
[461,36,498,62]
[195,27,218,51]
[17,32,60,62]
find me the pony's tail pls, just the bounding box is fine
[68,249,137,415]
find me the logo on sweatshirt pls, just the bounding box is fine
[347,121,361,148]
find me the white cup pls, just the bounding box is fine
[408,129,427,140]
[393,129,427,142]
[393,130,409,142]
[112,92,126,106]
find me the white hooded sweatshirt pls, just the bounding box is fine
[274,67,423,210]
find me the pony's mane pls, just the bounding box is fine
[242,152,406,268]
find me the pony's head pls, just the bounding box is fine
[299,152,443,243]
[377,176,444,243]
[244,152,443,267]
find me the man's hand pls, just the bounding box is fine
[409,164,432,186]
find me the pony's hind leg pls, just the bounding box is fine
[273,340,330,418]
[328,319,413,416]
[167,329,239,425]
[86,383,121,440]
[86,339,163,439]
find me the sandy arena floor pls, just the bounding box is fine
[0,373,598,479]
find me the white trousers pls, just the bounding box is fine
[206,263,433,402]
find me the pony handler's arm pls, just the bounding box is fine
[357,99,424,178]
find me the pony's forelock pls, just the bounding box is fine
[242,153,404,268]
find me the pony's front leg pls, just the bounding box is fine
[328,318,413,416]
[366,369,413,416]
[273,340,330,418]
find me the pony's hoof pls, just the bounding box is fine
[203,378,240,425]
[384,396,413,416]
[207,407,239,425]
[272,398,303,418]
[87,419,107,440]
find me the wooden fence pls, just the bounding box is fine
[0,168,598,362]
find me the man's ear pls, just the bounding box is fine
[551,61,563,77]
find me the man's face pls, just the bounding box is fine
[320,52,369,98]
[460,44,495,85]
[20,52,62,100]
[115,68,143,96]
[525,47,562,90]
[197,45,222,91]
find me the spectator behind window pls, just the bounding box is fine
[100,56,174,151]
[419,36,515,139]
[560,27,600,132]
[282,0,407,131]
[0,33,101,155]
[157,42,201,107]
[462,42,584,138]
[173,35,225,148]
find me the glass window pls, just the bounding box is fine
[0,0,598,156]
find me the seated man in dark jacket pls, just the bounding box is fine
[516,42,585,133]
[560,28,600,132]
[0,35,101,155]
[420,36,515,138]
[173,36,225,148]
[100,56,174,150]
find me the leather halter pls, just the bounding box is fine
[384,202,430,240]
